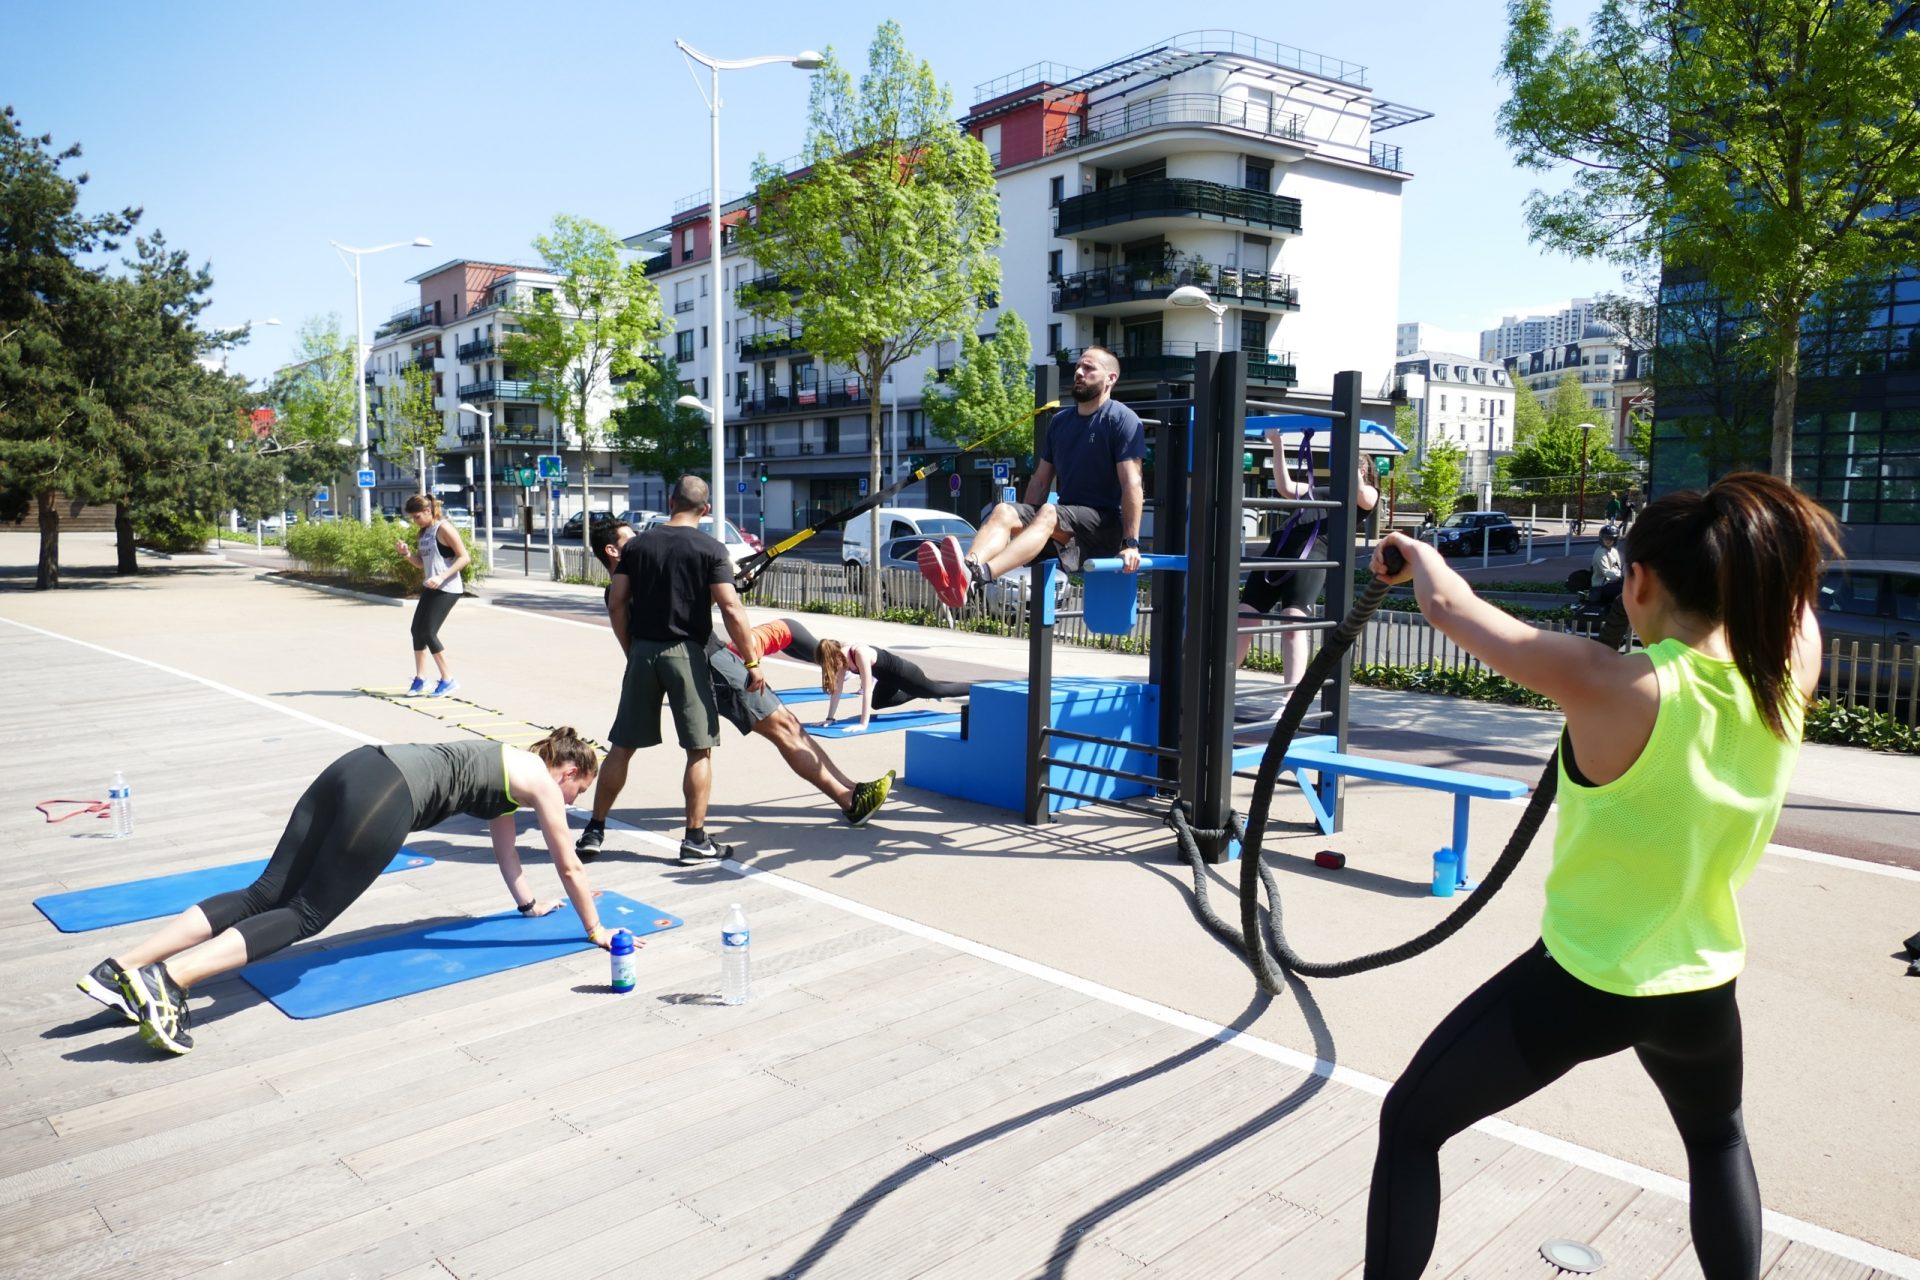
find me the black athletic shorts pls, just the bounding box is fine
[1241,530,1328,615]
[706,641,784,736]
[1005,502,1124,573]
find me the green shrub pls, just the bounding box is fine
[1803,700,1920,754]
[1350,662,1561,711]
[288,517,486,589]
[133,511,215,553]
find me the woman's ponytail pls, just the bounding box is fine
[529,726,600,778]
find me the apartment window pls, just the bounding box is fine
[1244,157,1272,192]
[824,418,840,453]
[675,330,694,362]
[1239,315,1266,352]
[680,227,695,262]
[701,326,708,350]
[1241,233,1271,269]
[1050,175,1065,206]
[1440,394,1448,411]
[1048,250,1063,280]
[700,273,708,297]
[1048,322,1062,354]
[735,371,749,402]
[700,377,709,400]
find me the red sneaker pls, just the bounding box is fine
[916,540,955,601]
[934,535,972,609]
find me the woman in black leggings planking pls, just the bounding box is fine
[815,637,970,732]
[77,729,616,1056]
[395,494,470,697]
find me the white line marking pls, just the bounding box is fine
[11,610,1917,1276]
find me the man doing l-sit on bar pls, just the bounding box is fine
[919,346,1144,609]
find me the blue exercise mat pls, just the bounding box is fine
[33,850,433,934]
[775,687,832,704]
[808,709,961,737]
[238,891,682,1018]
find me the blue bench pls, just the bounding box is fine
[1231,740,1527,889]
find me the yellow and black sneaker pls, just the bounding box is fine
[846,770,895,828]
[77,957,139,1023]
[130,962,193,1056]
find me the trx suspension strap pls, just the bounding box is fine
[1167,545,1560,993]
[733,399,1061,591]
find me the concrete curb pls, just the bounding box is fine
[253,569,495,610]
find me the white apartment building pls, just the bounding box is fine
[366,260,628,528]
[1396,321,1478,359]
[1392,351,1514,490]
[1479,299,1602,362]
[1503,318,1637,450]
[626,30,1428,538]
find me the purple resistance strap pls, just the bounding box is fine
[1258,428,1324,584]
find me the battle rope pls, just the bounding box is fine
[733,400,1061,591]
[1167,548,1562,992]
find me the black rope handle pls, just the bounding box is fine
[1169,545,1560,992]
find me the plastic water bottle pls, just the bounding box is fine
[720,904,751,1006]
[1432,849,1458,898]
[609,929,636,993]
[108,772,132,838]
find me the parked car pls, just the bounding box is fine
[1419,511,1520,556]
[842,507,977,571]
[1816,560,1919,710]
[559,509,617,539]
[440,506,474,529]
[615,508,662,529]
[637,514,757,565]
[873,535,1068,614]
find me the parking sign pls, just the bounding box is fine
[737,481,747,494]
[991,461,1010,483]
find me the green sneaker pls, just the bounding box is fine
[846,770,895,828]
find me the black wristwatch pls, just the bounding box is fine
[1121,537,1141,550]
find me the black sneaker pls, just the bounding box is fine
[77,957,139,1023]
[677,836,731,865]
[846,770,895,828]
[129,962,193,1055]
[576,820,606,861]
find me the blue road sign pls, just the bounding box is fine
[313,489,330,503]
[991,461,1010,482]
[858,477,869,497]
[1002,485,1018,504]
[737,481,747,494]
[948,473,962,495]
[536,453,564,480]
[356,469,376,489]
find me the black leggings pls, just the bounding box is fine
[1366,942,1759,1280]
[411,589,459,654]
[780,618,821,665]
[871,649,971,710]
[196,747,416,961]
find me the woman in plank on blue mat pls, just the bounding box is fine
[815,637,971,733]
[1362,473,1838,1280]
[77,729,617,1056]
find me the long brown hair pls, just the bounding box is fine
[528,727,600,778]
[403,494,444,521]
[1622,472,1840,739]
[817,638,848,693]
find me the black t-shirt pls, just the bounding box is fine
[614,523,732,644]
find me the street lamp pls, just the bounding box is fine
[457,403,495,567]
[1576,421,1596,536]
[329,236,434,523]
[674,39,822,538]
[1168,284,1228,356]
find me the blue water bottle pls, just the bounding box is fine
[609,929,636,993]
[1432,849,1458,898]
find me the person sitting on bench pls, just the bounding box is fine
[917,346,1145,609]
[79,730,612,1056]
[815,638,971,732]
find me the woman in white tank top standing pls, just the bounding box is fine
[395,494,470,696]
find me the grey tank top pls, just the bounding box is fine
[379,740,517,828]
[418,520,464,595]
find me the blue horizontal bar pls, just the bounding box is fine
[1080,554,1188,574]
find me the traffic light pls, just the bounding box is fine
[758,466,769,483]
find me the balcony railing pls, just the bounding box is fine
[735,272,800,305]
[459,379,543,403]
[466,290,552,317]
[1057,343,1297,386]
[1370,141,1405,171]
[738,326,807,359]
[734,376,870,417]
[1051,260,1299,313]
[374,302,441,340]
[1054,179,1303,238]
[1046,93,1302,157]
[642,250,673,275]
[456,338,496,362]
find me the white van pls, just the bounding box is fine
[841,507,977,570]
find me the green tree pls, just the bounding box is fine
[1503,374,1634,511]
[376,363,442,497]
[1508,372,1548,446]
[1410,437,1467,526]
[612,357,711,491]
[504,214,666,575]
[1498,0,1920,480]
[920,310,1034,457]
[737,19,1001,608]
[0,106,140,588]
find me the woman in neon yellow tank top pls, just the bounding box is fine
[1362,473,1839,1280]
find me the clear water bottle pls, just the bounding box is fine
[720,903,751,1006]
[108,772,132,838]
[609,929,636,993]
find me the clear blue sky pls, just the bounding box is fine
[4,1,1615,384]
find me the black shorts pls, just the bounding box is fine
[1005,502,1124,573]
[1241,532,1328,615]
[706,642,785,736]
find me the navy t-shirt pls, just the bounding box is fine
[1040,400,1145,511]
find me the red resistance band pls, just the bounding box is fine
[36,800,110,824]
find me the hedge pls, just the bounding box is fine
[285,517,486,589]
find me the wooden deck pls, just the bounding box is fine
[0,620,1910,1279]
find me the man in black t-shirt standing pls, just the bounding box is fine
[918,346,1144,610]
[589,476,764,864]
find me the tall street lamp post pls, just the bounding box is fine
[1577,421,1596,536]
[329,236,433,523]
[458,403,495,568]
[1167,284,1228,358]
[673,40,822,537]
